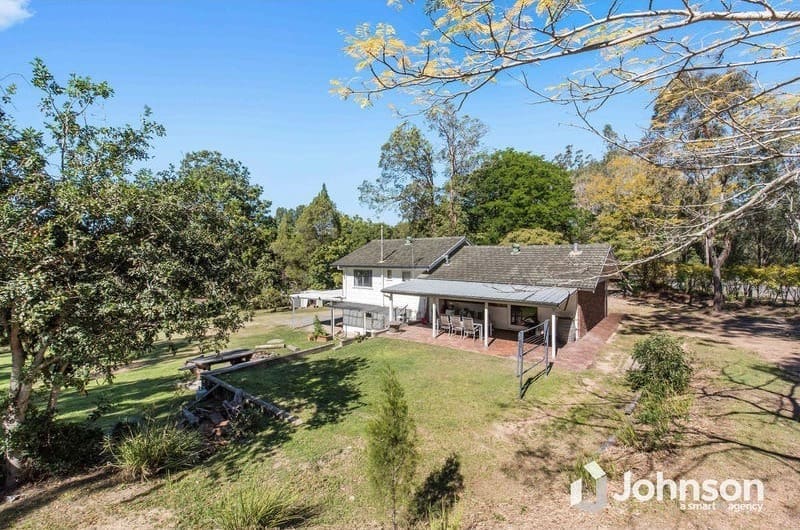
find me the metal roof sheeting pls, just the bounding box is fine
[382,279,574,306]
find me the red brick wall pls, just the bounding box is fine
[577,281,607,334]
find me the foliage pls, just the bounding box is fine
[107,421,203,481]
[426,103,487,235]
[209,483,312,530]
[500,227,567,246]
[367,366,418,529]
[359,122,439,236]
[623,334,693,451]
[5,407,104,478]
[628,334,692,396]
[310,315,325,340]
[1,61,272,486]
[227,405,269,442]
[464,149,577,243]
[271,184,341,289]
[409,453,464,524]
[338,1,800,281]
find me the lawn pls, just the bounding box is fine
[2,300,798,529]
[0,308,321,430]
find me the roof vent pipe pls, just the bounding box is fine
[380,226,384,262]
[511,243,520,255]
[573,242,578,252]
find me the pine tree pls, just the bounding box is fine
[366,367,417,529]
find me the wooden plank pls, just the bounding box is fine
[207,342,336,377]
[201,373,301,425]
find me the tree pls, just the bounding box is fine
[367,367,417,530]
[271,184,341,289]
[647,71,778,310]
[464,149,577,243]
[336,1,800,258]
[500,227,567,246]
[576,153,682,290]
[425,103,487,234]
[1,61,267,488]
[359,123,439,236]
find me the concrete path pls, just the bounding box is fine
[554,313,624,371]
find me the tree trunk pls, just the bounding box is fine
[707,231,733,312]
[4,322,32,492]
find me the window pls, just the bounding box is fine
[511,305,538,326]
[386,269,393,280]
[354,269,373,288]
[402,271,412,282]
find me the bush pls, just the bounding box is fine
[209,485,312,530]
[410,454,464,524]
[628,334,692,396]
[107,421,203,481]
[629,390,692,451]
[8,408,104,478]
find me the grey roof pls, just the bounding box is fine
[383,279,574,307]
[333,301,389,313]
[332,236,467,270]
[427,244,614,291]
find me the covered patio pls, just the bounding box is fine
[383,278,571,351]
[386,322,520,356]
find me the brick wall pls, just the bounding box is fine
[577,281,607,334]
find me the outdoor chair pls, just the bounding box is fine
[438,315,452,335]
[451,317,466,337]
[463,317,478,340]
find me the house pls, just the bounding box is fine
[386,243,616,346]
[330,236,469,336]
[327,236,616,347]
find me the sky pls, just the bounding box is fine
[1,0,654,222]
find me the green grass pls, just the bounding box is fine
[188,337,574,526]
[0,314,319,430]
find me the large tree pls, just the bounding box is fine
[336,1,800,258]
[272,184,341,289]
[359,123,439,236]
[425,103,486,234]
[1,61,269,487]
[464,149,577,243]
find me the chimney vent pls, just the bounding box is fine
[511,243,520,255]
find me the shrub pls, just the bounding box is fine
[310,315,325,340]
[628,334,692,396]
[633,391,692,451]
[8,408,104,478]
[107,421,203,481]
[209,485,312,530]
[410,454,464,523]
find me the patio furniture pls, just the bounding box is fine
[451,317,466,337]
[438,315,452,335]
[463,317,478,340]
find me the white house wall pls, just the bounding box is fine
[341,267,425,320]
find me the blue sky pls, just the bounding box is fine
[2,0,653,221]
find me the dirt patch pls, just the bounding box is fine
[611,296,800,365]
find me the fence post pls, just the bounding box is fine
[551,314,557,359]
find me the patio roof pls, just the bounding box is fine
[383,279,574,307]
[290,289,343,303]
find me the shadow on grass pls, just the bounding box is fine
[228,355,369,430]
[0,468,132,528]
[209,355,370,475]
[56,373,191,426]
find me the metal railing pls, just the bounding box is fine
[517,320,551,398]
